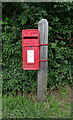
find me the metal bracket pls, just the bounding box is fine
[40,60,48,62]
[22,44,50,47]
[39,44,49,46]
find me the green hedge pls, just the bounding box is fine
[2,2,73,94]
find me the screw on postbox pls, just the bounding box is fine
[22,29,40,70]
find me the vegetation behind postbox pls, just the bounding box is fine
[2,2,73,95]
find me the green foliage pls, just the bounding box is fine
[48,42,73,89]
[2,2,73,94]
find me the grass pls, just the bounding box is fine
[2,85,71,118]
[0,93,2,119]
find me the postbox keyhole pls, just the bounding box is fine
[29,46,32,48]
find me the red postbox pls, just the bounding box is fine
[22,29,40,70]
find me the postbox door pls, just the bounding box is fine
[22,46,39,70]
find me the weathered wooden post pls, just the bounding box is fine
[37,19,48,102]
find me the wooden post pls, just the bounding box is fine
[37,19,48,102]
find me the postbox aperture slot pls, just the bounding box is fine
[23,37,38,39]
